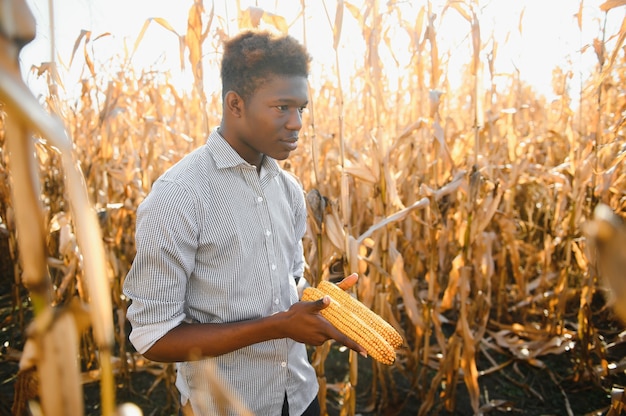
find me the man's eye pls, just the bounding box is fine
[298,107,307,114]
[276,105,289,111]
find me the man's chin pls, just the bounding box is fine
[268,149,293,161]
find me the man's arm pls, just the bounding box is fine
[143,275,366,362]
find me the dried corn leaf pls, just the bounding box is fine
[479,400,517,413]
[489,329,575,363]
[389,247,422,328]
[347,235,360,276]
[344,2,362,30]
[132,18,181,67]
[471,17,481,76]
[473,186,503,238]
[382,157,405,210]
[356,197,428,244]
[607,387,625,416]
[576,1,583,30]
[324,203,345,251]
[32,62,65,90]
[24,306,86,416]
[69,29,89,70]
[344,159,377,183]
[600,0,626,11]
[457,266,480,413]
[603,14,626,77]
[238,7,288,33]
[186,0,207,83]
[584,204,626,323]
[427,12,440,87]
[237,6,255,29]
[3,117,47,291]
[432,169,466,200]
[262,11,289,34]
[446,2,472,23]
[441,255,462,311]
[333,0,344,50]
[0,0,35,43]
[433,119,454,167]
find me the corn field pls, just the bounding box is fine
[1,0,626,415]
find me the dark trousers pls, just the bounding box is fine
[282,393,320,416]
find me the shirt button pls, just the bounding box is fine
[265,229,271,236]
[257,196,263,203]
[281,361,287,367]
[274,298,280,305]
[271,264,276,270]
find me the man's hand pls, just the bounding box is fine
[282,273,367,356]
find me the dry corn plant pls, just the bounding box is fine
[0,0,117,415]
[583,203,626,415]
[295,1,626,415]
[2,0,626,416]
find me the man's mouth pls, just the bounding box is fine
[282,137,298,151]
[283,140,298,151]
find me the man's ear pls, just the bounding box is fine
[224,91,244,118]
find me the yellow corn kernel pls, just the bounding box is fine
[302,286,396,365]
[317,280,403,349]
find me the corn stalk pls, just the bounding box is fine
[0,1,115,415]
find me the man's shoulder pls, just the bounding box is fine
[144,145,212,204]
[275,168,306,211]
[277,168,304,191]
[160,145,212,182]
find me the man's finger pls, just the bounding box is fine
[303,290,367,355]
[332,329,367,357]
[310,295,330,310]
[336,272,358,290]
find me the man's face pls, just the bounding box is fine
[235,75,308,165]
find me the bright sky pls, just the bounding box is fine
[19,0,625,101]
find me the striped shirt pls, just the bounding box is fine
[123,129,318,415]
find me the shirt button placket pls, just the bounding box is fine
[259,198,279,312]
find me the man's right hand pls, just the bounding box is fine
[279,294,367,357]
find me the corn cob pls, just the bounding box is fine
[302,286,396,365]
[317,280,404,348]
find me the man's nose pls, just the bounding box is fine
[286,109,303,131]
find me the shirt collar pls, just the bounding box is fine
[206,128,281,177]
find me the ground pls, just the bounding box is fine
[1,228,624,416]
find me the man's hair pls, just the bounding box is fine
[220,30,311,101]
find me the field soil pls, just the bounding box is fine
[1,229,624,416]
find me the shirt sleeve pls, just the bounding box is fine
[123,179,200,354]
[290,180,307,281]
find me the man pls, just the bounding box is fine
[123,30,365,416]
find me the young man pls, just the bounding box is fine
[123,30,365,415]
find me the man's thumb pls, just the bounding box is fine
[313,294,331,310]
